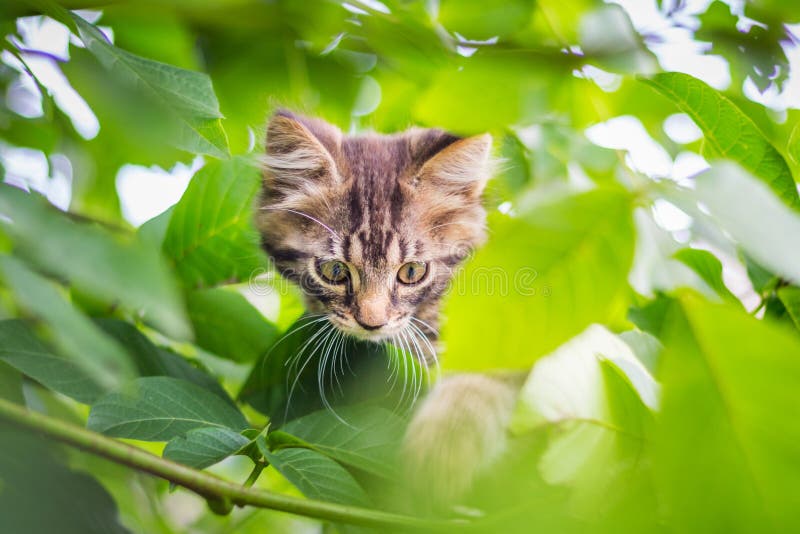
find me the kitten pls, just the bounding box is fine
[257,110,519,507]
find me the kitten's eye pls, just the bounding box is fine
[397,261,427,285]
[318,260,350,284]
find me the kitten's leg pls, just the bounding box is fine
[402,373,523,509]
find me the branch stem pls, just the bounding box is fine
[0,398,452,531]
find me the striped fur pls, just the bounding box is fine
[257,110,492,354]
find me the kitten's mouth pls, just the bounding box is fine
[327,315,400,342]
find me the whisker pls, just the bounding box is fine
[410,316,439,337]
[260,207,340,240]
[285,322,334,420]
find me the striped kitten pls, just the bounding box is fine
[258,110,519,506]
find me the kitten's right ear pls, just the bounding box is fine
[262,111,342,188]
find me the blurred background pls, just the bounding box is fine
[2,0,800,533]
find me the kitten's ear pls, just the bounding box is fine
[415,133,493,199]
[262,110,342,187]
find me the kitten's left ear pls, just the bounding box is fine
[416,133,493,199]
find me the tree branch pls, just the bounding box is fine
[0,398,456,531]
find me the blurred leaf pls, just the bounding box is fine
[0,257,134,393]
[0,319,105,403]
[0,424,130,534]
[280,405,405,479]
[511,325,656,517]
[673,248,740,305]
[96,319,233,403]
[68,12,229,158]
[640,72,799,210]
[162,157,264,287]
[618,329,663,375]
[579,4,657,74]
[789,121,800,166]
[88,376,248,441]
[0,360,24,404]
[656,293,800,532]
[437,0,535,39]
[695,162,800,286]
[187,287,279,362]
[777,286,800,331]
[258,440,371,507]
[443,189,634,370]
[628,293,671,337]
[415,51,565,132]
[138,206,174,247]
[163,426,250,470]
[0,185,190,339]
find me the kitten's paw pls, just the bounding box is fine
[401,374,518,509]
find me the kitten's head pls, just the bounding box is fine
[257,110,492,344]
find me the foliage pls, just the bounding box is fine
[1,0,799,533]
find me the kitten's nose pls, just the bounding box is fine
[356,294,389,330]
[355,318,385,330]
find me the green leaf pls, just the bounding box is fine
[0,319,105,404]
[257,439,371,507]
[656,293,800,532]
[640,72,799,209]
[88,376,248,441]
[69,12,229,158]
[0,360,24,404]
[0,424,130,534]
[777,286,800,331]
[579,4,657,74]
[280,405,406,479]
[443,189,634,370]
[96,319,233,403]
[437,0,535,40]
[788,121,800,166]
[0,257,134,392]
[0,184,190,340]
[673,248,741,305]
[187,287,279,362]
[162,157,265,287]
[695,162,800,285]
[510,325,655,516]
[163,427,250,470]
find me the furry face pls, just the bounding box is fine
[257,110,491,352]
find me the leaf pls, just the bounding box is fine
[673,248,741,305]
[443,189,635,370]
[510,325,656,516]
[777,286,800,331]
[0,361,24,404]
[695,162,800,285]
[0,319,105,404]
[640,72,799,209]
[88,377,248,441]
[69,12,229,158]
[0,423,130,534]
[257,439,371,507]
[96,319,233,403]
[163,427,250,470]
[789,121,800,166]
[0,257,134,392]
[655,293,800,532]
[187,287,280,362]
[437,0,535,40]
[280,405,406,479]
[0,184,190,340]
[162,157,265,287]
